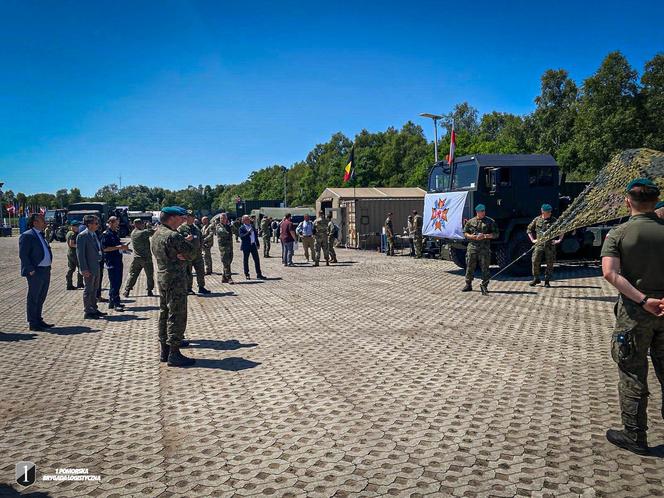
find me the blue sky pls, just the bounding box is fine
[1,0,662,196]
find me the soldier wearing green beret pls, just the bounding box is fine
[601,178,664,455]
[178,211,211,295]
[151,206,195,367]
[462,204,498,295]
[123,219,156,297]
[527,204,563,287]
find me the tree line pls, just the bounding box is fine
[2,51,662,217]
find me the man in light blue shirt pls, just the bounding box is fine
[296,214,315,263]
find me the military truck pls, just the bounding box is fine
[427,154,613,275]
[44,208,68,242]
[67,202,130,237]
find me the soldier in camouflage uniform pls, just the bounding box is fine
[462,204,499,295]
[601,179,664,455]
[123,219,155,297]
[201,216,214,275]
[151,206,195,367]
[65,224,84,290]
[260,216,272,257]
[527,204,564,287]
[384,213,395,256]
[215,213,235,284]
[413,210,423,258]
[326,212,338,263]
[313,210,329,266]
[44,224,53,242]
[178,211,211,295]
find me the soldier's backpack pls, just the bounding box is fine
[330,223,339,239]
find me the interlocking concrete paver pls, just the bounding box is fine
[1,237,664,496]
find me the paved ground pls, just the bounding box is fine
[0,236,663,498]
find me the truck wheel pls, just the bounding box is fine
[449,247,467,269]
[496,232,532,276]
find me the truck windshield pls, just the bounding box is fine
[453,160,479,190]
[45,210,56,222]
[428,163,452,191]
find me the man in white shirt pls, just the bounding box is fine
[296,214,315,262]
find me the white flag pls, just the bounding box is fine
[422,191,468,239]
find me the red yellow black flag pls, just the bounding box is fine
[343,146,354,182]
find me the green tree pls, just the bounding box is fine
[641,53,664,150]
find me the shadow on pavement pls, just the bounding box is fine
[45,326,100,336]
[126,305,160,312]
[488,290,538,295]
[648,444,664,458]
[0,484,52,497]
[103,315,149,322]
[192,339,257,351]
[193,357,261,371]
[552,284,602,289]
[197,292,237,298]
[563,295,618,303]
[0,331,38,342]
[234,281,264,285]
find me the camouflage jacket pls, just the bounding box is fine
[527,215,557,246]
[260,219,271,238]
[413,215,423,235]
[215,223,234,248]
[201,224,215,248]
[151,224,190,280]
[313,217,328,238]
[464,216,499,250]
[384,218,394,237]
[131,227,155,258]
[178,223,203,258]
[66,230,77,256]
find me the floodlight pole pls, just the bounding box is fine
[419,113,444,162]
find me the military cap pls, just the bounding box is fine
[541,203,553,212]
[475,204,486,212]
[656,201,664,209]
[186,209,194,216]
[161,206,187,215]
[626,178,657,192]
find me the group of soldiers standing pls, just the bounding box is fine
[384,210,424,258]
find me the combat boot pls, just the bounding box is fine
[198,286,211,294]
[167,346,195,367]
[160,342,170,362]
[187,288,195,295]
[227,277,235,285]
[314,262,319,267]
[147,290,154,297]
[326,261,330,266]
[461,283,472,292]
[180,339,190,348]
[544,278,551,288]
[480,284,489,296]
[221,276,228,283]
[606,429,649,455]
[66,285,76,290]
[529,278,541,287]
[123,290,130,298]
[331,258,338,263]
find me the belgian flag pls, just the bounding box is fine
[343,146,354,183]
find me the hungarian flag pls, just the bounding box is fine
[447,126,456,166]
[343,146,354,183]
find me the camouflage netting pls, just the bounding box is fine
[541,148,664,243]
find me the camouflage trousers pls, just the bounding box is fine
[186,256,206,291]
[465,246,491,286]
[328,237,337,261]
[314,236,329,263]
[203,246,213,275]
[611,296,664,436]
[157,275,188,347]
[66,253,83,287]
[414,234,423,258]
[124,256,154,293]
[262,236,271,257]
[532,244,556,279]
[386,236,395,256]
[219,246,233,279]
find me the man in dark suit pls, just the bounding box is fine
[238,215,266,280]
[77,215,107,319]
[19,213,54,331]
